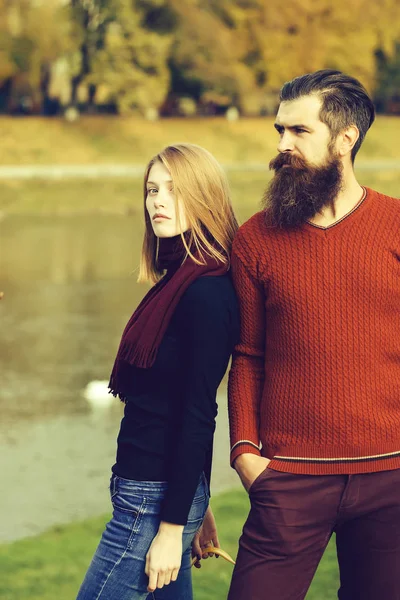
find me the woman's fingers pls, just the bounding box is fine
[171,567,180,581]
[147,567,158,593]
[202,541,213,558]
[163,571,172,587]
[148,568,179,591]
[191,532,202,560]
[156,570,167,589]
[213,533,221,548]
[211,533,220,557]
[145,554,150,577]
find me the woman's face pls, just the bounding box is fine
[145,161,189,238]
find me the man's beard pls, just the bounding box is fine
[262,152,343,228]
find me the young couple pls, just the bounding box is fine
[77,70,400,600]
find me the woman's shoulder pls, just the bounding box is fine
[177,274,239,321]
[183,273,236,301]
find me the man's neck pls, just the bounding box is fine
[308,171,364,228]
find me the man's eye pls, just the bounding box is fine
[295,128,306,134]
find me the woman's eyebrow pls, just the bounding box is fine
[146,180,173,185]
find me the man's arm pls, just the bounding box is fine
[228,233,268,489]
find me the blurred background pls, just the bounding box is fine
[1,1,400,598]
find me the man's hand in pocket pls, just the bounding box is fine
[233,454,271,492]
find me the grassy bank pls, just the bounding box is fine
[1,115,399,217]
[1,167,399,220]
[0,487,339,600]
[1,115,400,166]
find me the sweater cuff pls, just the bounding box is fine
[230,441,261,466]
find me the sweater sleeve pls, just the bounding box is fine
[160,279,237,525]
[228,232,266,465]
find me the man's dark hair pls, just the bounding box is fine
[279,69,375,162]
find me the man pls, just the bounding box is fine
[227,69,400,600]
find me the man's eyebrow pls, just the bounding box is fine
[274,123,310,131]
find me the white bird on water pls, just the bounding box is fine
[83,380,114,408]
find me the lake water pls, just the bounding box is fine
[0,215,239,542]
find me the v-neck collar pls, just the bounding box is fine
[305,187,368,231]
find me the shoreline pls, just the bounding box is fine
[1,162,399,218]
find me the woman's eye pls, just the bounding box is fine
[147,188,157,195]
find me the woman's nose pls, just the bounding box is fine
[154,190,166,208]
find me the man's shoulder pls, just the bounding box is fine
[234,212,267,249]
[367,187,400,210]
[366,188,400,230]
[237,211,266,235]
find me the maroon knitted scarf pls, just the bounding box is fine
[109,233,228,398]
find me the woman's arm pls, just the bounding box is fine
[191,505,220,566]
[160,277,238,525]
[144,278,238,590]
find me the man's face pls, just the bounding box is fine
[274,95,333,166]
[262,94,343,228]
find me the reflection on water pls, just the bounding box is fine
[0,215,238,542]
[0,215,144,424]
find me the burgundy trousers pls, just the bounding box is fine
[228,467,400,600]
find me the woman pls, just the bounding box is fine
[77,143,240,600]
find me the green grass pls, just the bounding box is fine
[1,115,400,166]
[0,115,399,217]
[0,167,399,220]
[0,487,339,600]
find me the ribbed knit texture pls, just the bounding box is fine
[228,188,400,474]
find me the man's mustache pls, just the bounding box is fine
[269,153,308,172]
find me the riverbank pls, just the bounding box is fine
[2,115,400,166]
[1,167,399,218]
[0,487,339,600]
[1,115,399,216]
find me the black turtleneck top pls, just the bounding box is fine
[112,274,240,525]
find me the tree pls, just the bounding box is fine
[67,0,111,108]
[0,0,73,113]
[167,0,262,114]
[87,0,173,114]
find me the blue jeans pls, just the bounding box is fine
[76,473,209,600]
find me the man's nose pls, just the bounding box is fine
[277,132,294,153]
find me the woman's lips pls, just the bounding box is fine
[153,214,170,221]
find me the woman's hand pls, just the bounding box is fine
[191,505,220,568]
[145,522,184,592]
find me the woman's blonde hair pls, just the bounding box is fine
[138,143,239,284]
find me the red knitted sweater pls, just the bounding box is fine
[228,188,400,474]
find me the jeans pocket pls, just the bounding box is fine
[110,480,146,515]
[187,494,207,523]
[109,475,118,500]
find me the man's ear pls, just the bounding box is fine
[337,125,359,157]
